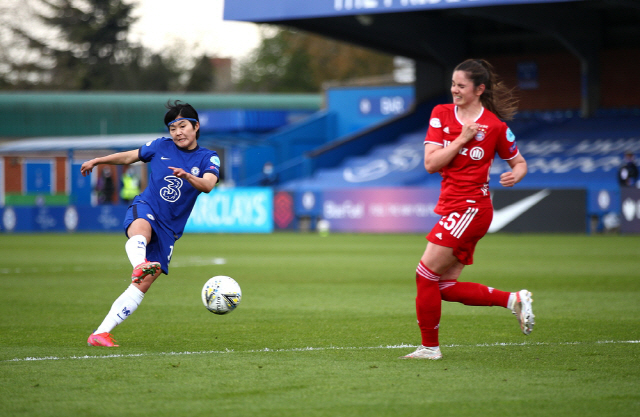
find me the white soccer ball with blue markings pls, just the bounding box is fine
[201,276,242,315]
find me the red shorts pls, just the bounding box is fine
[426,205,493,265]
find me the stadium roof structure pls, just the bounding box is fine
[226,0,577,22]
[0,134,160,154]
[224,0,638,60]
[0,92,321,110]
[224,0,640,116]
[0,92,322,139]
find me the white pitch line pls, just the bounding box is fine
[3,340,639,363]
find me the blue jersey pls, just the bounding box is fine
[137,137,220,238]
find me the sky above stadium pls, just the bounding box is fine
[128,0,261,60]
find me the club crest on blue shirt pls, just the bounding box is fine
[191,167,200,176]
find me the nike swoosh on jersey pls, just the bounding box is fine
[488,189,551,233]
[161,157,170,160]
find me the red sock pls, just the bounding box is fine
[415,261,441,347]
[439,281,510,307]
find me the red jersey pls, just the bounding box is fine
[424,104,519,214]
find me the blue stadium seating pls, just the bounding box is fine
[281,111,640,217]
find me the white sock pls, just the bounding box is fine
[125,235,147,267]
[94,285,145,334]
[507,292,517,311]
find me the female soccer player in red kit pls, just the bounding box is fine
[402,59,534,360]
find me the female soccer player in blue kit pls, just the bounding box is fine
[81,101,220,347]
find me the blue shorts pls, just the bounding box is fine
[123,198,176,275]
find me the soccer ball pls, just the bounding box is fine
[201,276,242,315]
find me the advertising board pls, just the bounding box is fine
[185,187,273,233]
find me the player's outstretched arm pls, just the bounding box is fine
[500,153,527,187]
[80,150,140,177]
[168,167,218,193]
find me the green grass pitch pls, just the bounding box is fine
[1,232,639,416]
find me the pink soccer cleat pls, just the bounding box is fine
[131,261,161,283]
[87,332,119,347]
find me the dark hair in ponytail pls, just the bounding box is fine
[454,59,518,121]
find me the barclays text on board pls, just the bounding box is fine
[185,188,273,233]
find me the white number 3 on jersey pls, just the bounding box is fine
[160,176,183,202]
